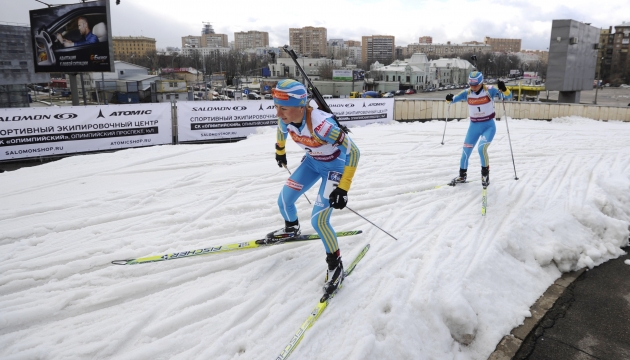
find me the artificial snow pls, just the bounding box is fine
[1,116,629,360]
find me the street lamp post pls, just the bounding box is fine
[594,57,604,105]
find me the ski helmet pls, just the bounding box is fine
[468,71,484,86]
[273,79,308,107]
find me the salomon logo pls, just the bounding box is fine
[53,113,78,119]
[232,106,247,111]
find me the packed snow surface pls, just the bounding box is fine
[1,116,629,360]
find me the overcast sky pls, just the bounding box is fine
[2,0,628,52]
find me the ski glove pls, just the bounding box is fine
[329,187,348,209]
[445,93,454,102]
[275,143,287,168]
[497,80,507,92]
[276,153,287,168]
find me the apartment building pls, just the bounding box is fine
[181,33,228,49]
[418,36,432,44]
[483,36,521,53]
[362,35,395,65]
[113,36,156,57]
[406,42,491,56]
[234,31,269,50]
[289,26,327,57]
[610,21,630,84]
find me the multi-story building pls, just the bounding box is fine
[289,26,327,57]
[113,36,156,57]
[0,24,50,108]
[405,42,491,57]
[234,31,269,50]
[597,28,611,80]
[345,40,361,48]
[327,38,346,59]
[610,21,630,84]
[347,46,362,64]
[370,53,432,90]
[418,36,432,44]
[362,35,395,65]
[483,36,521,53]
[181,47,230,57]
[181,33,228,49]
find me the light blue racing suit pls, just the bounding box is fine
[275,108,360,254]
[450,85,511,169]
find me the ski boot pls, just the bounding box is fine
[448,168,468,186]
[322,250,345,300]
[481,166,490,188]
[264,220,301,244]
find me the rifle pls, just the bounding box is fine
[281,45,350,134]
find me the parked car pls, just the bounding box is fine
[394,90,405,96]
[382,92,394,98]
[437,87,445,91]
[264,93,273,100]
[323,94,333,99]
[247,93,262,100]
[404,89,416,94]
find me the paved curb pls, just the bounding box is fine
[487,268,586,360]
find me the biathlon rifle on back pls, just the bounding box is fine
[281,45,350,134]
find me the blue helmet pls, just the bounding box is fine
[273,79,308,107]
[468,71,483,86]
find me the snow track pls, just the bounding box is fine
[1,118,629,359]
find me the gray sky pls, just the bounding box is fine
[2,0,628,51]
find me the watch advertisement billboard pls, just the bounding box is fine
[29,0,114,73]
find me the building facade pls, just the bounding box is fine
[0,24,50,108]
[181,34,228,49]
[406,42,491,57]
[113,36,156,57]
[483,36,521,53]
[289,26,327,57]
[598,28,611,80]
[418,36,432,44]
[362,35,395,65]
[345,40,361,48]
[234,31,269,50]
[610,21,630,84]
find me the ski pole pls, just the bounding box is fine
[345,206,398,241]
[501,97,519,180]
[283,166,397,240]
[441,103,451,145]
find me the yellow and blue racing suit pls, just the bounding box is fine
[450,85,511,169]
[275,107,360,254]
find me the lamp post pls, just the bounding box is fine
[594,57,604,105]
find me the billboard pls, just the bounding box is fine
[332,70,352,81]
[29,0,113,73]
[0,104,173,161]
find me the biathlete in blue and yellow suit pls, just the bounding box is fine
[445,71,512,187]
[266,79,360,296]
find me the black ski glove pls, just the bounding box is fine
[276,153,287,168]
[276,143,287,168]
[498,80,507,92]
[445,93,454,102]
[329,187,348,209]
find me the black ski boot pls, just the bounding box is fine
[323,250,345,299]
[481,166,490,188]
[449,168,468,186]
[265,219,301,244]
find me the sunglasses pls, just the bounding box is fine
[272,88,307,101]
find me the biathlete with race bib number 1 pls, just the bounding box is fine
[266,79,361,297]
[445,71,511,187]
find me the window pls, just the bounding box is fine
[19,61,27,65]
[166,94,171,100]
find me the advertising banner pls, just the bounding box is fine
[332,70,353,81]
[177,98,394,142]
[324,98,394,126]
[29,0,113,73]
[0,103,172,161]
[177,100,278,142]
